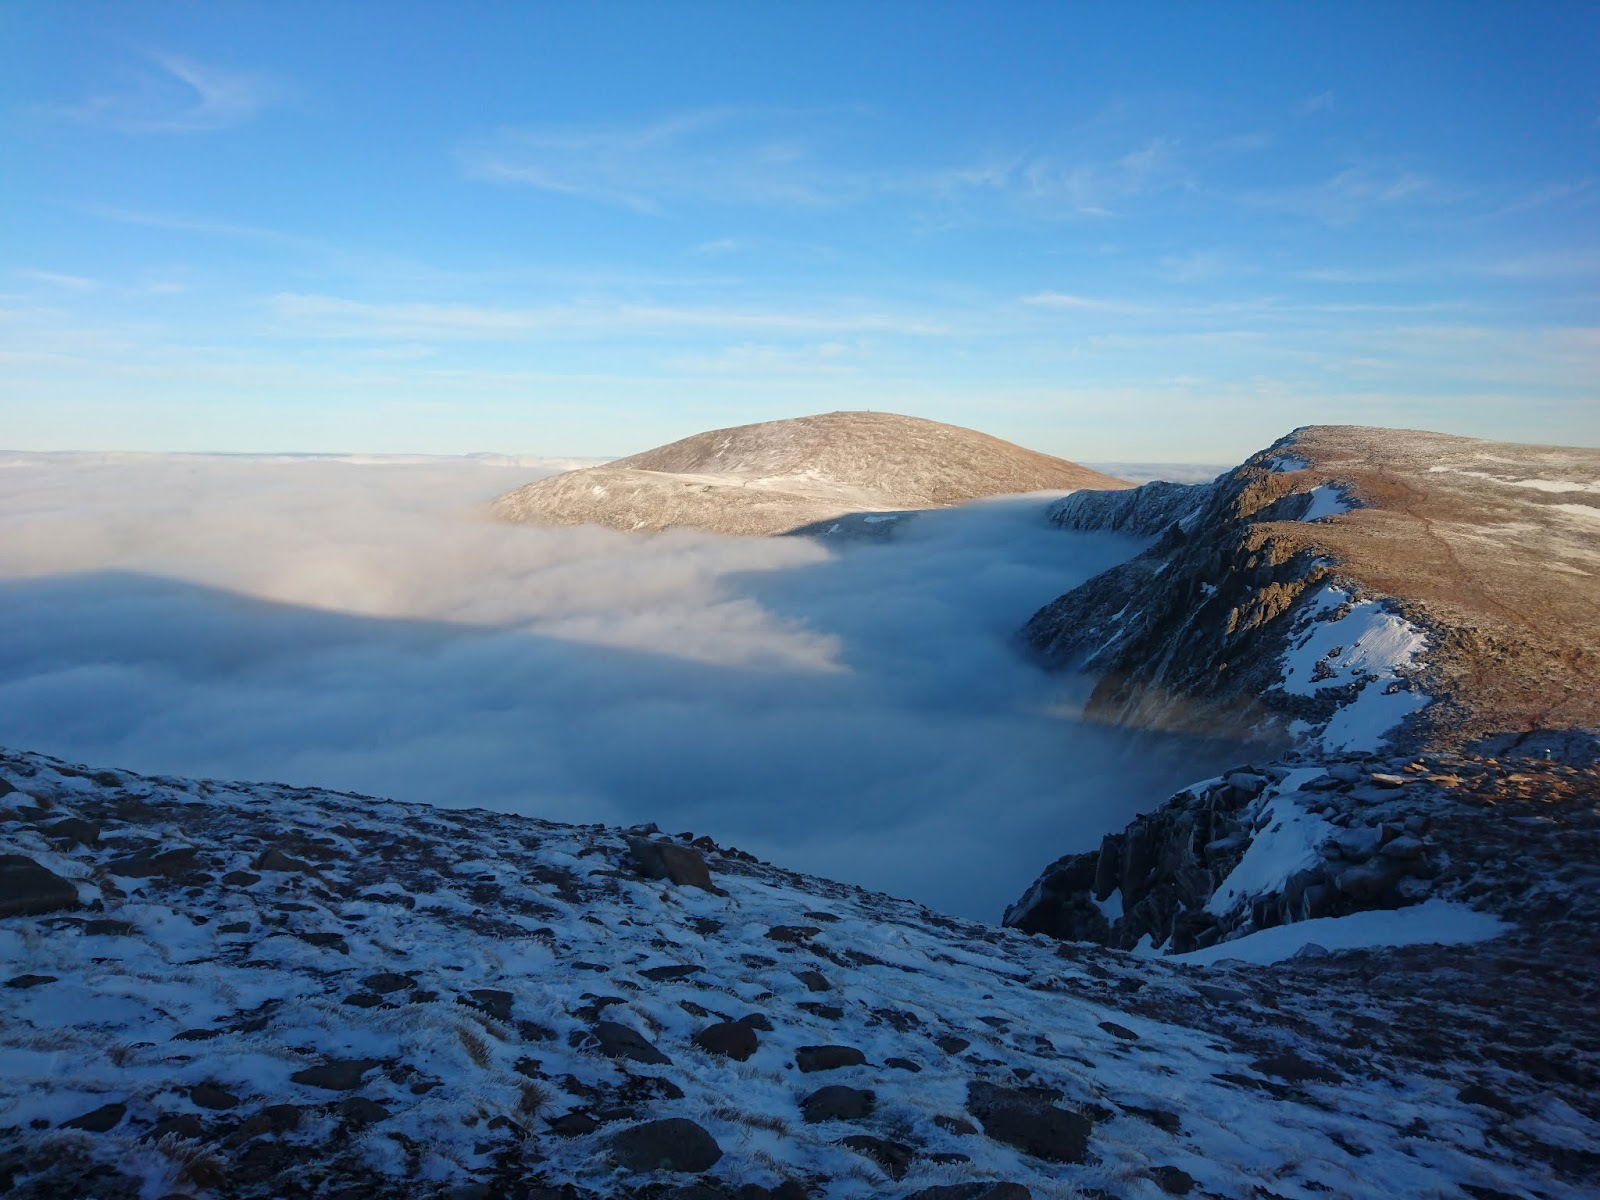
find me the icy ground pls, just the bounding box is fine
[0,454,1244,919]
[3,749,1597,1199]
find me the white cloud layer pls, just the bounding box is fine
[0,456,1249,918]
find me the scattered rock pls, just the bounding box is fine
[904,1185,1031,1200]
[796,1045,866,1073]
[5,974,57,989]
[190,1084,239,1110]
[801,1085,874,1123]
[1098,1021,1140,1041]
[253,848,317,875]
[547,1111,599,1137]
[1149,1165,1196,1195]
[462,988,514,1021]
[1456,1083,1516,1114]
[1250,1053,1340,1085]
[337,1097,390,1126]
[290,1059,381,1090]
[841,1134,915,1180]
[626,838,722,893]
[610,1118,723,1172]
[43,818,100,847]
[591,1020,672,1065]
[106,847,198,879]
[144,1114,204,1141]
[362,972,415,994]
[0,855,79,918]
[794,969,832,993]
[84,919,137,936]
[966,1082,1093,1164]
[693,1020,759,1062]
[61,1103,126,1132]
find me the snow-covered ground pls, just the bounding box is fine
[3,748,1593,1200]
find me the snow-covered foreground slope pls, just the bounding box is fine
[4,749,1598,1199]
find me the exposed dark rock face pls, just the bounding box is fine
[0,854,79,918]
[1046,478,1210,537]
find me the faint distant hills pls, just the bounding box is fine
[492,410,1130,536]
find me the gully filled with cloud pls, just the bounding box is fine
[0,452,1244,919]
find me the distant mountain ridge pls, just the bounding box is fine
[493,411,1129,535]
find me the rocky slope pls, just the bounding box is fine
[492,412,1128,536]
[1025,425,1600,752]
[1007,425,1600,962]
[4,748,1599,1199]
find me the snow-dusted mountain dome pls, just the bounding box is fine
[493,411,1130,535]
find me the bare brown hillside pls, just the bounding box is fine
[493,411,1128,535]
[1261,426,1600,745]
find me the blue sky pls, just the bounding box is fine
[3,2,1597,459]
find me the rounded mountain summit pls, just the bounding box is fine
[492,411,1130,536]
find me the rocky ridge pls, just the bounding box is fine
[1008,425,1600,965]
[492,412,1128,536]
[4,748,1597,1198]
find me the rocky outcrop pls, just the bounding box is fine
[493,411,1129,536]
[1006,743,1600,958]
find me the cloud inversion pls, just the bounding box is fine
[0,455,1247,918]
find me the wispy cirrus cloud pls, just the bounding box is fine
[1238,164,1435,226]
[14,269,99,291]
[270,292,953,340]
[54,52,281,133]
[463,109,1192,220]
[462,109,860,213]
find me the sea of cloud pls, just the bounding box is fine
[0,453,1247,919]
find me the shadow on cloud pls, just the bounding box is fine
[0,457,1248,919]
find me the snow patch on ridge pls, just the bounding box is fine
[1206,769,1334,917]
[1278,585,1431,753]
[1295,484,1353,521]
[1175,899,1508,966]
